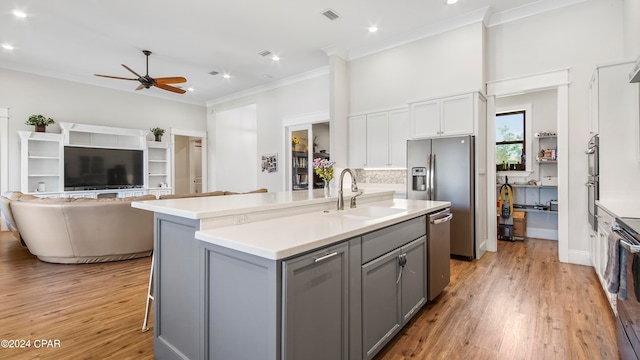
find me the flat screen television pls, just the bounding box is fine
[64,146,144,190]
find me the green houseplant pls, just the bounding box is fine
[150,127,165,141]
[26,114,55,132]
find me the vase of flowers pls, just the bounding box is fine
[313,158,335,197]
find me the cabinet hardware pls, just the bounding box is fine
[431,213,453,225]
[314,252,338,263]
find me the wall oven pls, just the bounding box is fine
[613,217,640,360]
[586,135,600,231]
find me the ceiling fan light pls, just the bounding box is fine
[187,87,195,92]
[271,55,280,61]
[2,44,15,50]
[368,26,378,33]
[446,0,458,4]
[223,74,231,79]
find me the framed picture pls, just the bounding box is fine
[261,153,277,173]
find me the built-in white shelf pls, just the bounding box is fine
[19,124,174,197]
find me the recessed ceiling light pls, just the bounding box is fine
[223,74,231,79]
[12,9,27,18]
[2,44,15,50]
[271,55,280,61]
[447,0,458,4]
[368,26,378,33]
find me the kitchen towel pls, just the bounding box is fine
[604,231,629,301]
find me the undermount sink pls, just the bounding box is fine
[322,206,406,220]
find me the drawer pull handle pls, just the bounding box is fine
[431,214,453,225]
[314,252,338,263]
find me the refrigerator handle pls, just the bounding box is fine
[426,154,432,200]
[430,153,436,200]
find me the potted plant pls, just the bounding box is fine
[150,127,165,142]
[26,114,55,132]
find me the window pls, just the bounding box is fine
[496,111,525,170]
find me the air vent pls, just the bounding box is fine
[322,9,339,20]
[209,70,219,76]
[258,50,272,57]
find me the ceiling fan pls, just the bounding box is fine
[95,50,187,94]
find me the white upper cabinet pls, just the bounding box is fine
[588,71,599,135]
[349,108,410,168]
[410,99,440,138]
[410,93,475,138]
[388,109,410,167]
[348,115,367,168]
[366,112,390,168]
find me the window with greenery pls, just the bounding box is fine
[496,111,525,170]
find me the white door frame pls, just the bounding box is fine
[486,69,570,262]
[0,107,8,231]
[170,128,208,194]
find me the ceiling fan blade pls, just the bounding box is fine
[135,84,145,91]
[94,74,138,81]
[154,83,187,94]
[121,64,142,78]
[155,77,187,85]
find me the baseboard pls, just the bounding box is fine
[568,249,592,266]
[526,227,558,240]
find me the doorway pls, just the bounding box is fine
[171,128,207,195]
[486,70,569,262]
[287,122,330,191]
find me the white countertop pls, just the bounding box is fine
[195,199,450,260]
[597,199,640,218]
[132,189,395,219]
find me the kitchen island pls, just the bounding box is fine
[132,189,450,360]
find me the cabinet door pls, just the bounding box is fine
[389,109,410,167]
[441,93,474,136]
[401,236,427,323]
[589,71,599,135]
[362,248,402,360]
[282,242,349,360]
[348,115,367,168]
[411,100,440,138]
[366,112,390,167]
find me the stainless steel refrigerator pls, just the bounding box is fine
[407,135,475,260]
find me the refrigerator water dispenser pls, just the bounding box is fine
[412,167,427,191]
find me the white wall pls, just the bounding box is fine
[0,68,206,191]
[208,74,329,192]
[486,0,624,254]
[214,104,258,192]
[624,0,640,59]
[349,22,485,114]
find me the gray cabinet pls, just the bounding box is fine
[362,237,427,359]
[361,216,427,360]
[282,242,349,360]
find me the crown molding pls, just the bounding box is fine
[348,6,490,61]
[207,66,329,106]
[486,0,588,27]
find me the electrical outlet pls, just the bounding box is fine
[234,214,249,225]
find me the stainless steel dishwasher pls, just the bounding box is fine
[428,208,452,301]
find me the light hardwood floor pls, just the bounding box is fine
[0,232,618,360]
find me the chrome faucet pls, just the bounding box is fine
[337,168,363,210]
